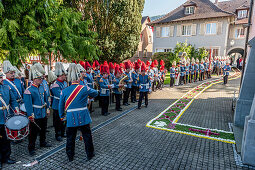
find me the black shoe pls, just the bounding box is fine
[103,112,110,116]
[145,105,148,108]
[0,162,2,169]
[87,153,95,161]
[40,143,52,148]
[5,159,16,164]
[90,110,94,113]
[29,150,36,156]
[124,103,129,106]
[68,157,74,162]
[62,133,67,138]
[138,107,141,109]
[131,101,135,103]
[56,136,63,142]
[116,108,122,111]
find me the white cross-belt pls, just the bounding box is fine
[67,107,88,112]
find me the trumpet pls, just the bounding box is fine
[118,75,129,91]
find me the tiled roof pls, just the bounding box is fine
[149,0,250,25]
[142,16,150,24]
[217,0,250,13]
[235,18,249,24]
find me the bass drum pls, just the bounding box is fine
[5,115,29,141]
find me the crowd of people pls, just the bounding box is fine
[0,53,232,167]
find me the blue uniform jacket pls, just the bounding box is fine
[124,72,132,89]
[59,83,98,127]
[113,78,122,94]
[138,74,151,92]
[180,65,185,76]
[185,65,189,75]
[223,65,231,76]
[131,71,139,87]
[99,78,111,96]
[42,79,50,98]
[50,80,68,110]
[170,67,175,78]
[195,64,199,73]
[85,73,94,89]
[24,84,49,119]
[3,78,24,104]
[199,64,205,72]
[190,65,195,75]
[0,85,18,125]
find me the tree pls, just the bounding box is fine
[0,0,99,66]
[69,0,145,63]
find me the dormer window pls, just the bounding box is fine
[237,10,248,19]
[185,6,195,15]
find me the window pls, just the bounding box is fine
[235,28,245,38]
[156,49,164,52]
[182,25,192,36]
[185,6,195,15]
[161,27,170,37]
[206,23,217,34]
[156,49,171,52]
[238,10,247,19]
[205,48,219,58]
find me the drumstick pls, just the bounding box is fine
[32,113,41,130]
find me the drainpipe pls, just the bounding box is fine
[241,0,254,87]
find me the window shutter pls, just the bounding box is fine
[229,28,235,39]
[192,24,197,35]
[177,25,182,36]
[200,23,205,35]
[170,26,174,37]
[156,27,161,38]
[217,22,222,35]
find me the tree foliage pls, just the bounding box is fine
[152,42,209,69]
[68,0,145,63]
[0,0,100,66]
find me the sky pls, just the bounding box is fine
[142,0,226,17]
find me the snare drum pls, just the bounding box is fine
[5,115,29,141]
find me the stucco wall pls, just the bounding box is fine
[153,17,243,56]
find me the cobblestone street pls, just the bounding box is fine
[4,76,250,170]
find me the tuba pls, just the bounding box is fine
[118,75,129,91]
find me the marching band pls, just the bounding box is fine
[0,55,232,167]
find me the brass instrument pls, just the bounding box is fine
[118,75,129,91]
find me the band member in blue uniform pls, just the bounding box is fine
[195,59,199,82]
[59,63,98,162]
[131,62,139,103]
[199,59,205,81]
[137,64,151,109]
[223,60,231,85]
[50,62,67,141]
[24,65,51,156]
[189,58,195,83]
[123,62,132,106]
[0,72,19,168]
[185,58,190,84]
[99,65,112,116]
[84,62,95,112]
[180,59,186,85]
[170,61,176,87]
[3,61,24,111]
[113,65,124,111]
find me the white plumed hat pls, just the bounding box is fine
[55,62,67,76]
[30,65,43,80]
[3,60,16,74]
[67,63,80,82]
[48,71,57,83]
[33,63,46,75]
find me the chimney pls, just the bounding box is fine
[214,0,219,5]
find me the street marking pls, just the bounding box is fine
[146,69,241,144]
